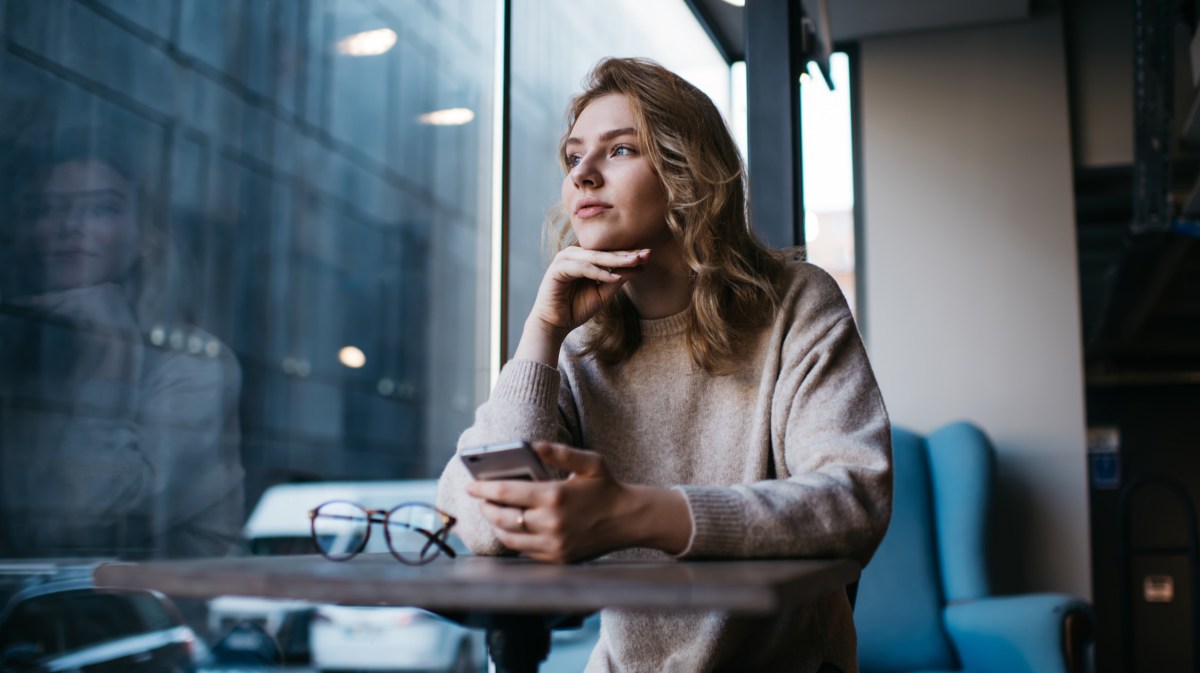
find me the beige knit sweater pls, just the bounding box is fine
[437,254,892,673]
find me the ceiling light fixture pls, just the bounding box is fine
[336,28,397,57]
[418,108,476,126]
[338,346,366,369]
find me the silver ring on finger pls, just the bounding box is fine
[516,508,528,532]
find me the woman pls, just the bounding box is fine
[0,130,244,560]
[437,58,892,673]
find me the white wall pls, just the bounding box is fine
[860,15,1092,598]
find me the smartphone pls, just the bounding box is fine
[460,440,552,481]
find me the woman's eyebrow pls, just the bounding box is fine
[40,189,127,201]
[564,127,638,146]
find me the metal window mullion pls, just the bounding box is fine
[746,0,804,249]
[489,0,512,391]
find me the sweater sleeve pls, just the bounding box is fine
[675,268,893,566]
[435,357,577,555]
[0,330,244,559]
[138,342,245,558]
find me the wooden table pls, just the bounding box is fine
[93,554,860,672]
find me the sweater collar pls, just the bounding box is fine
[639,308,689,338]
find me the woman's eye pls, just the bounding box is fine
[38,203,69,219]
[613,145,634,157]
[565,154,581,167]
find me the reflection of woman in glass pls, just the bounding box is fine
[439,59,891,672]
[0,130,244,560]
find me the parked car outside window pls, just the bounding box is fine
[205,480,486,673]
[0,565,203,673]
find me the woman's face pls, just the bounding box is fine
[561,94,671,252]
[27,159,141,291]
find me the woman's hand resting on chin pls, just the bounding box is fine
[515,247,649,366]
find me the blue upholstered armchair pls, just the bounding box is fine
[853,422,1093,673]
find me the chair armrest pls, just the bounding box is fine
[943,593,1093,673]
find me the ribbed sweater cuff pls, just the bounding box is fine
[492,358,561,407]
[672,485,746,558]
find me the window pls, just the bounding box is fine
[0,1,729,671]
[801,51,859,316]
[0,0,496,562]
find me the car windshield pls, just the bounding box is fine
[247,536,318,556]
[0,589,175,655]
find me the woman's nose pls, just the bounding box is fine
[56,204,87,236]
[570,155,603,188]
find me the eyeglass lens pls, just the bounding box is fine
[384,503,447,564]
[311,501,370,560]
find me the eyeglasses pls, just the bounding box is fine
[308,500,458,565]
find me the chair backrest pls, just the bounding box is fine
[924,422,993,603]
[854,422,995,673]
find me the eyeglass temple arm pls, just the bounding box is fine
[389,520,457,558]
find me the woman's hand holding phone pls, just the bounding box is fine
[464,440,691,564]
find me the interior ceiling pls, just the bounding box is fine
[691,0,1031,61]
[690,0,1200,378]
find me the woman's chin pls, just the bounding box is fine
[574,235,636,253]
[41,269,105,292]
[572,222,676,254]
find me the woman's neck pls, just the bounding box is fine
[622,241,691,319]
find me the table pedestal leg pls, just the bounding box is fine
[486,615,552,673]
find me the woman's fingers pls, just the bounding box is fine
[481,500,572,563]
[478,500,533,532]
[467,479,539,507]
[550,258,625,284]
[533,441,603,477]
[468,448,624,563]
[534,247,651,321]
[550,247,649,282]
[557,246,650,269]
[478,500,557,557]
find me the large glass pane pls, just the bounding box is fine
[801,52,858,316]
[505,0,731,356]
[0,0,495,665]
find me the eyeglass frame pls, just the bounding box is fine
[307,500,459,565]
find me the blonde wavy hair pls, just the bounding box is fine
[552,57,784,374]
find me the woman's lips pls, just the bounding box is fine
[43,250,96,263]
[574,199,612,219]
